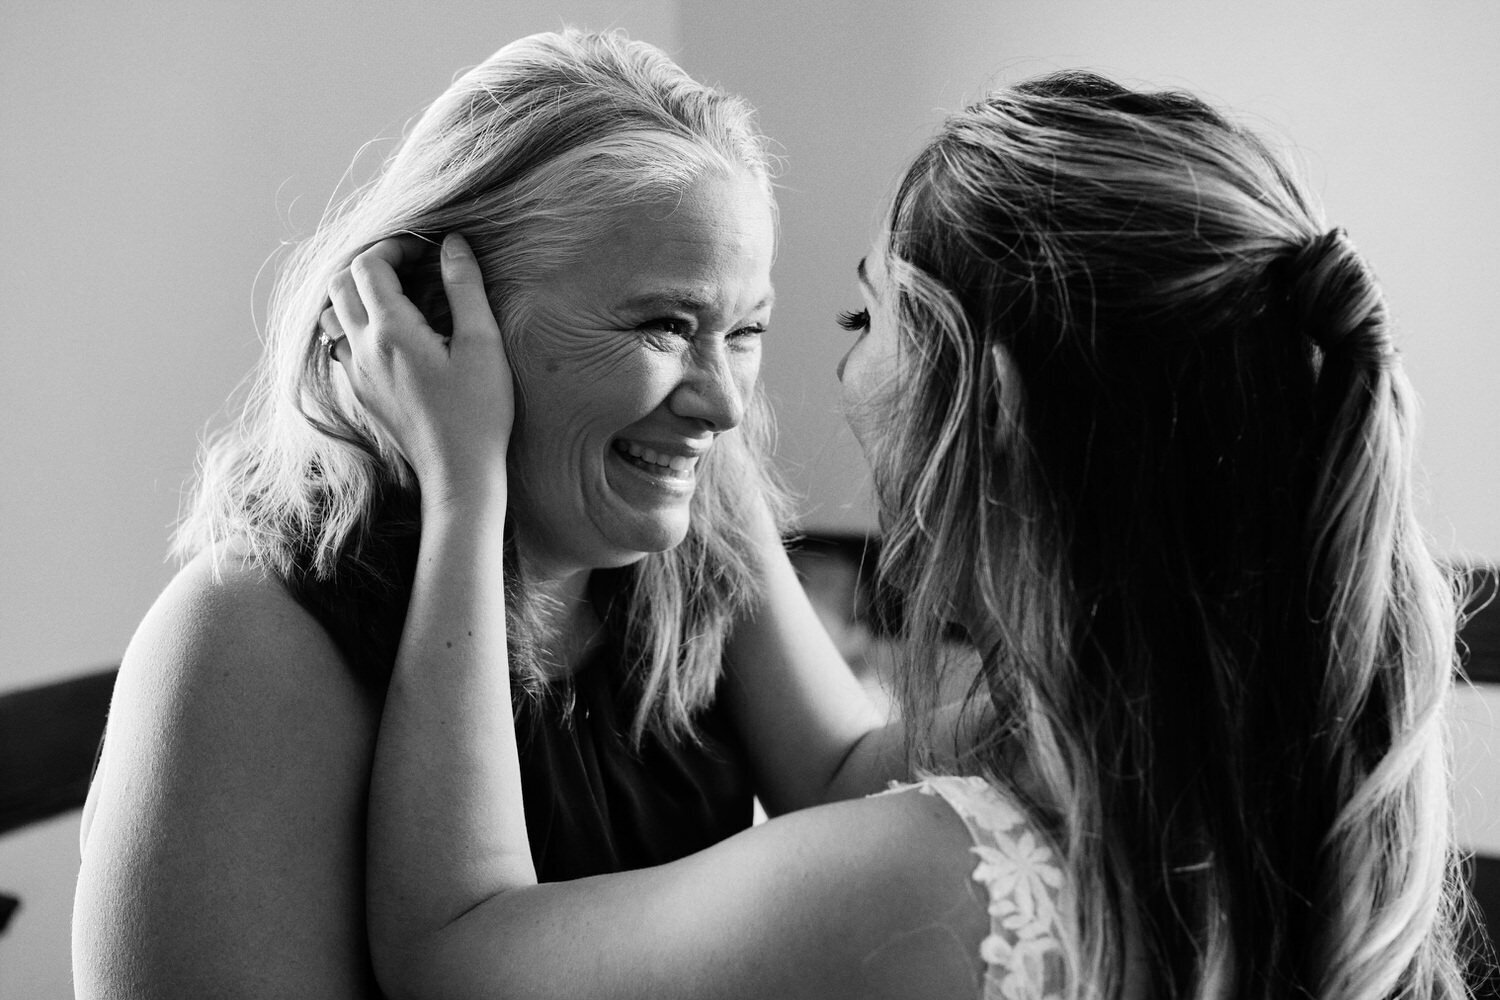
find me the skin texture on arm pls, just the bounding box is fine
[722,511,901,814]
[72,550,384,1000]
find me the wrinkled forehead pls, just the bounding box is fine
[600,168,775,265]
[516,168,777,329]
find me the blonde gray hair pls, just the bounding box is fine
[876,71,1466,999]
[177,29,786,739]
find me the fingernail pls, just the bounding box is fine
[442,233,466,260]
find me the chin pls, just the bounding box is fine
[630,522,693,557]
[594,517,693,568]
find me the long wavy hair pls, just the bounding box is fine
[175,28,787,740]
[870,71,1466,999]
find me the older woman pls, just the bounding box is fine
[358,72,1468,999]
[72,30,890,998]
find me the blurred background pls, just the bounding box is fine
[3,0,1497,994]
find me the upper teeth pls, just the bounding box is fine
[622,441,697,472]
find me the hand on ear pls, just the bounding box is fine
[322,233,514,508]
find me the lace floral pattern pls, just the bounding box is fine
[895,775,1069,1000]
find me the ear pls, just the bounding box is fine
[397,256,455,338]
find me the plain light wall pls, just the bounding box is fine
[3,1,1497,995]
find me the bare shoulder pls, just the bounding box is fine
[722,779,1067,1000]
[75,546,383,999]
[649,784,995,1000]
[90,546,379,806]
[809,786,994,1000]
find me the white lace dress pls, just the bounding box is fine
[882,775,1070,1000]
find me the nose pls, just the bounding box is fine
[669,343,747,432]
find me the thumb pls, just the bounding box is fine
[440,233,500,340]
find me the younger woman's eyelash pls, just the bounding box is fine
[837,308,870,332]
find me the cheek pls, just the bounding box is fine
[519,321,639,384]
[733,343,763,394]
[838,340,871,403]
[518,327,655,407]
[838,344,898,452]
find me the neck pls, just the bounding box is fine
[517,558,603,681]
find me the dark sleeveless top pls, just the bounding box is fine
[515,643,755,881]
[285,506,754,880]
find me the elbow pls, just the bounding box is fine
[369,918,467,1000]
[370,936,496,1000]
[369,931,433,1000]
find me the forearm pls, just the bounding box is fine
[824,693,987,800]
[366,500,532,957]
[819,719,910,801]
[725,512,887,814]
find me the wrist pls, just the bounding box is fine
[418,471,509,526]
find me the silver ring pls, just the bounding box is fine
[319,330,342,363]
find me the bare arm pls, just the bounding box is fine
[377,786,988,1000]
[721,513,901,813]
[72,553,383,999]
[721,514,995,812]
[323,234,528,941]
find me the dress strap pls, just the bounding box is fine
[887,775,1070,1000]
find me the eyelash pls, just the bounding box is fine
[837,309,870,333]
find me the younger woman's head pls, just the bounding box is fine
[843,71,1464,999]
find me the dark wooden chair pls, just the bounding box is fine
[1463,568,1500,996]
[0,667,116,935]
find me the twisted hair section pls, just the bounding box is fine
[176,28,788,738]
[874,70,1464,999]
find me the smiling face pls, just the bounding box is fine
[836,245,902,463]
[506,169,775,582]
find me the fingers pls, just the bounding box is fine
[319,307,350,366]
[357,233,433,274]
[320,232,494,370]
[439,233,501,345]
[349,235,434,325]
[323,235,439,368]
[327,267,367,332]
[326,234,434,335]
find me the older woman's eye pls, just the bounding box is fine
[637,317,692,338]
[837,309,869,333]
[730,323,767,340]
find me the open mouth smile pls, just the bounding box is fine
[612,439,701,481]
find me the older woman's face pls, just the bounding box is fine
[507,169,775,580]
